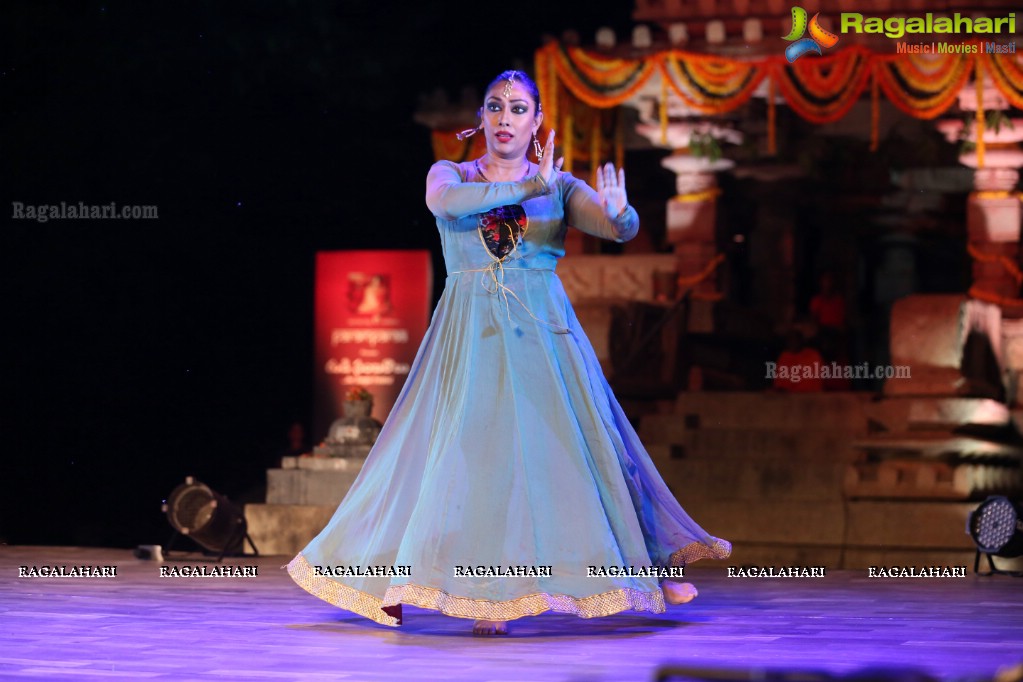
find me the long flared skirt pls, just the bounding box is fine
[287,270,730,625]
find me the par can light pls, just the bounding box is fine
[967,495,1023,577]
[162,476,254,558]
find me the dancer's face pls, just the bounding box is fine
[480,81,542,160]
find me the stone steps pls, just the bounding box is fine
[678,499,980,554]
[848,405,1023,500]
[845,500,979,550]
[845,459,1023,500]
[637,392,1019,569]
[903,397,1010,430]
[648,450,847,502]
[863,396,1010,433]
[851,432,1023,458]
[673,498,845,546]
[658,393,1010,434]
[643,430,858,459]
[667,392,872,431]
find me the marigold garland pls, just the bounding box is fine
[677,253,726,290]
[768,48,872,123]
[967,242,1023,285]
[673,187,723,203]
[660,51,767,114]
[545,43,658,109]
[874,51,972,119]
[973,190,1023,200]
[525,42,1018,152]
[985,51,1023,109]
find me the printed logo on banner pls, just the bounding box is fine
[347,273,393,320]
[783,7,839,63]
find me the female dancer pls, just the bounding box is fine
[287,70,730,635]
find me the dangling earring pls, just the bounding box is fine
[456,124,482,141]
[533,132,544,161]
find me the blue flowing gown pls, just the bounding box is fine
[287,160,730,626]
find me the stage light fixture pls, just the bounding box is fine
[162,476,257,560]
[967,495,1023,576]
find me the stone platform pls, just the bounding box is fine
[245,455,366,556]
[640,392,1023,570]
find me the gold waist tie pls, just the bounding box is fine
[450,261,571,335]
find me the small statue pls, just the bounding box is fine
[314,386,382,457]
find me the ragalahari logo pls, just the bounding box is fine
[783,7,839,62]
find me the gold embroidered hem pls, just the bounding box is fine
[381,582,666,622]
[286,553,399,627]
[288,553,668,625]
[289,540,730,627]
[670,537,732,568]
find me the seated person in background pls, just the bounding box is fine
[809,271,846,332]
[773,329,823,392]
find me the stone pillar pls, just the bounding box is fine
[635,122,739,305]
[936,84,1023,308]
[663,158,726,299]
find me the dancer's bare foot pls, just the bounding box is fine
[472,619,508,636]
[662,581,698,605]
[381,604,402,625]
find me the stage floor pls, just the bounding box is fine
[1,546,1021,681]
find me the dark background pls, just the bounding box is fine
[1,1,634,547]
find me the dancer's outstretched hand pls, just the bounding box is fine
[596,162,628,220]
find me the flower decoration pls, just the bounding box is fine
[344,386,373,402]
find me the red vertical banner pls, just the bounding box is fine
[314,250,432,440]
